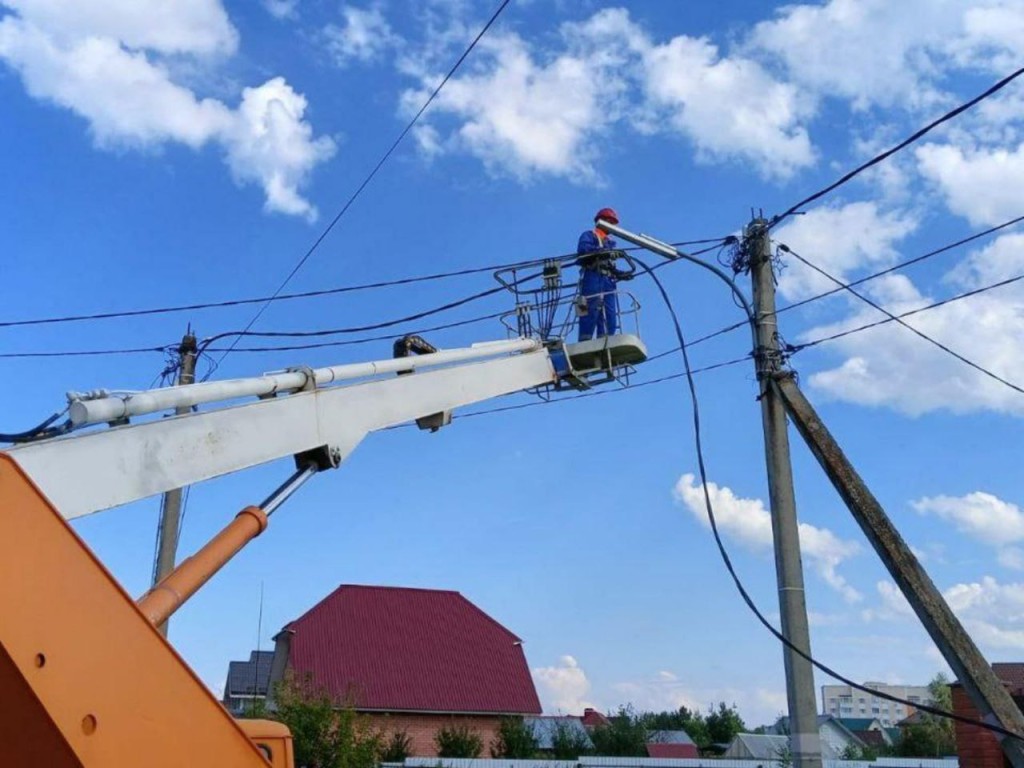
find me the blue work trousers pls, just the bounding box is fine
[578,270,618,341]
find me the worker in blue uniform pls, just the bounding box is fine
[576,207,631,341]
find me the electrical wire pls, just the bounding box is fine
[778,213,1024,315]
[631,252,1024,741]
[781,244,1024,397]
[646,213,1024,361]
[0,259,546,330]
[0,410,71,443]
[0,238,724,332]
[455,355,752,420]
[771,66,1024,228]
[794,271,1024,353]
[213,0,514,365]
[205,308,510,354]
[0,344,170,359]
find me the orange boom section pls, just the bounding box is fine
[0,454,275,767]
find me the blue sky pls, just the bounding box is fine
[3,0,1024,728]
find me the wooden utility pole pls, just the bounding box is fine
[747,218,823,768]
[152,330,198,637]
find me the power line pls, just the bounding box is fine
[206,308,509,354]
[214,0,514,365]
[0,259,544,330]
[794,270,1024,353]
[0,238,723,331]
[0,240,721,361]
[781,244,1024,397]
[199,284,514,350]
[456,355,752,420]
[649,214,1024,361]
[771,66,1024,228]
[779,213,1024,314]
[0,344,169,360]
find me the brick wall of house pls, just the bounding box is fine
[952,685,1010,768]
[363,712,504,757]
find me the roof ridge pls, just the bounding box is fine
[335,584,462,595]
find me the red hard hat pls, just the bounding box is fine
[594,207,619,224]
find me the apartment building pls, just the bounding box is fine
[821,682,930,727]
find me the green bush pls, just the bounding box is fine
[272,673,381,768]
[435,722,484,758]
[491,716,538,758]
[551,719,593,759]
[381,730,414,763]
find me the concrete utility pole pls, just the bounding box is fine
[746,218,823,768]
[152,329,198,637]
[773,375,1024,768]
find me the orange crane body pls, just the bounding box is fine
[0,454,288,767]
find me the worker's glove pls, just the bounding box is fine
[613,269,634,281]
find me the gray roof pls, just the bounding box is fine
[728,733,789,760]
[524,716,594,750]
[648,730,696,745]
[224,650,274,697]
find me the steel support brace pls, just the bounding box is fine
[773,373,1024,768]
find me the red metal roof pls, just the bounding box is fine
[993,663,1024,689]
[581,708,610,728]
[285,585,541,714]
[647,744,700,758]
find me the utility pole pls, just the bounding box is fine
[747,218,823,768]
[152,329,198,637]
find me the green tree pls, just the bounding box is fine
[705,702,746,745]
[840,744,879,761]
[774,743,793,768]
[490,716,538,758]
[641,706,710,748]
[896,673,956,758]
[380,730,413,763]
[591,705,650,757]
[273,674,381,768]
[435,722,484,758]
[551,720,593,760]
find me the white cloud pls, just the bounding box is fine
[402,33,612,183]
[861,580,914,623]
[749,0,1023,112]
[917,142,1024,227]
[223,78,336,220]
[1,0,238,55]
[803,231,1024,416]
[640,35,815,180]
[264,0,298,20]
[914,491,1024,546]
[0,1,333,218]
[532,655,594,714]
[944,577,1024,650]
[774,202,918,300]
[865,575,1024,652]
[673,474,862,602]
[406,7,817,184]
[915,490,1024,569]
[947,232,1024,289]
[325,6,399,66]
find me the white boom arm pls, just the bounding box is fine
[7,338,556,520]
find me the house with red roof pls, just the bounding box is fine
[264,584,542,756]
